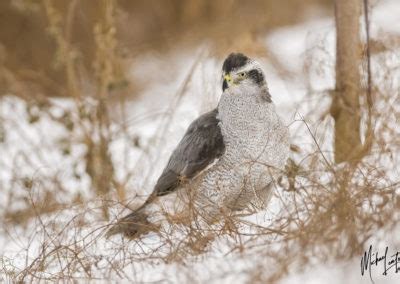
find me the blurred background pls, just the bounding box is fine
[0,0,336,224]
[0,0,331,99]
[1,0,400,283]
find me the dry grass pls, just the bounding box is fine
[1,0,400,283]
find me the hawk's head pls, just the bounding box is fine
[221,53,266,93]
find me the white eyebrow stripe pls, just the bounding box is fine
[234,60,262,73]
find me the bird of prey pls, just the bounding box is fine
[107,53,289,238]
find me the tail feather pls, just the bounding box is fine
[106,207,158,239]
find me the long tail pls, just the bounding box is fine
[106,194,159,239]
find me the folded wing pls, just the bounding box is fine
[153,108,225,197]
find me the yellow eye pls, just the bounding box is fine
[240,72,245,77]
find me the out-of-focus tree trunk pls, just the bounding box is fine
[331,0,363,163]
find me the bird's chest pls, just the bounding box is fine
[219,100,273,161]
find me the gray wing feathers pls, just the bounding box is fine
[154,109,225,196]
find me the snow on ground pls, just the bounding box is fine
[1,0,399,282]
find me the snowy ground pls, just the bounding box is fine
[1,0,400,282]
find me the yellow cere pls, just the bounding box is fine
[223,74,232,82]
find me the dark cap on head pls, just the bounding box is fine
[222,53,249,73]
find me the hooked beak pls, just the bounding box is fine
[222,74,232,92]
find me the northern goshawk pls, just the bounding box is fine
[107,53,289,238]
